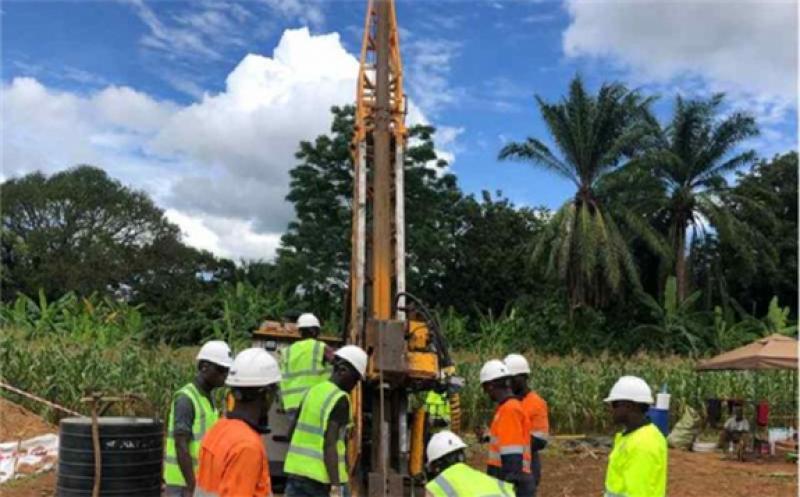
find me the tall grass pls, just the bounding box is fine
[455,350,797,433]
[2,329,795,434]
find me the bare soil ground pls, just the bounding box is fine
[0,398,55,442]
[5,450,796,497]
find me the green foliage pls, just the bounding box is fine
[499,76,657,307]
[0,290,143,346]
[455,350,796,434]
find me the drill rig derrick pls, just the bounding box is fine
[348,1,460,496]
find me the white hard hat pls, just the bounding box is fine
[297,313,321,328]
[604,375,654,404]
[196,340,233,368]
[504,354,531,375]
[225,348,282,387]
[426,430,467,465]
[479,359,510,384]
[334,345,368,379]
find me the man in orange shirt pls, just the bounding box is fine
[505,354,549,492]
[478,359,535,497]
[195,348,282,497]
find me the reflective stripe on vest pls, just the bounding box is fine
[194,488,273,497]
[283,380,349,484]
[280,339,331,410]
[426,463,516,497]
[164,383,219,486]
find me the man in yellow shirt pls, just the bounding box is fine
[603,375,667,497]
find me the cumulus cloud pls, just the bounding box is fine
[562,0,797,104]
[3,28,459,260]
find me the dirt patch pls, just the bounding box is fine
[0,398,56,443]
[1,470,55,497]
[467,441,797,497]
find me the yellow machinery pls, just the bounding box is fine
[253,1,461,495]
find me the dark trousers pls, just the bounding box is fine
[285,476,329,497]
[285,476,351,497]
[532,449,542,487]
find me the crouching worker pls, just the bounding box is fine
[425,430,515,497]
[195,348,282,497]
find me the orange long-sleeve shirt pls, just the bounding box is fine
[195,418,272,497]
[520,391,549,440]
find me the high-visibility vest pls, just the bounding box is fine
[284,380,349,484]
[280,339,331,410]
[425,391,451,423]
[163,383,219,486]
[426,463,516,497]
[520,391,549,441]
[604,423,667,497]
[487,398,531,474]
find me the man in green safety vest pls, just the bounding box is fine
[284,345,368,497]
[424,390,451,430]
[280,313,334,415]
[425,430,515,497]
[163,340,232,497]
[603,375,667,497]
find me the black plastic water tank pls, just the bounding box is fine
[57,417,163,497]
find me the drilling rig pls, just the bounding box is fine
[252,1,461,495]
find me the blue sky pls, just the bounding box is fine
[3,0,797,259]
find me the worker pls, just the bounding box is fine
[280,312,334,414]
[425,430,516,497]
[504,354,549,489]
[603,375,667,497]
[164,340,232,497]
[194,347,282,497]
[284,345,368,497]
[424,390,451,430]
[718,402,751,452]
[478,359,535,497]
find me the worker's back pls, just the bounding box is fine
[426,462,516,497]
[280,338,331,410]
[605,423,667,497]
[195,418,271,497]
[520,391,548,440]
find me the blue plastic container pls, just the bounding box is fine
[648,407,669,436]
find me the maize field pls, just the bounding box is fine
[1,329,795,434]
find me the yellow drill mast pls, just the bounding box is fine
[347,1,460,496]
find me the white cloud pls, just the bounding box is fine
[405,38,465,115]
[563,0,797,104]
[3,28,458,261]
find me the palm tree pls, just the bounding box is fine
[499,76,658,308]
[633,94,761,301]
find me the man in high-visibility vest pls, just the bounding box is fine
[424,390,451,429]
[284,345,368,497]
[425,430,515,497]
[280,313,334,414]
[603,375,667,497]
[195,347,282,497]
[163,340,232,497]
[478,360,535,497]
[505,354,549,491]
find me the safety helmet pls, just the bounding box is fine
[196,340,233,368]
[604,375,654,404]
[225,348,282,387]
[504,354,531,375]
[297,313,321,329]
[426,430,467,466]
[334,345,368,379]
[479,359,510,384]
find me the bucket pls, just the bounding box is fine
[647,407,669,437]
